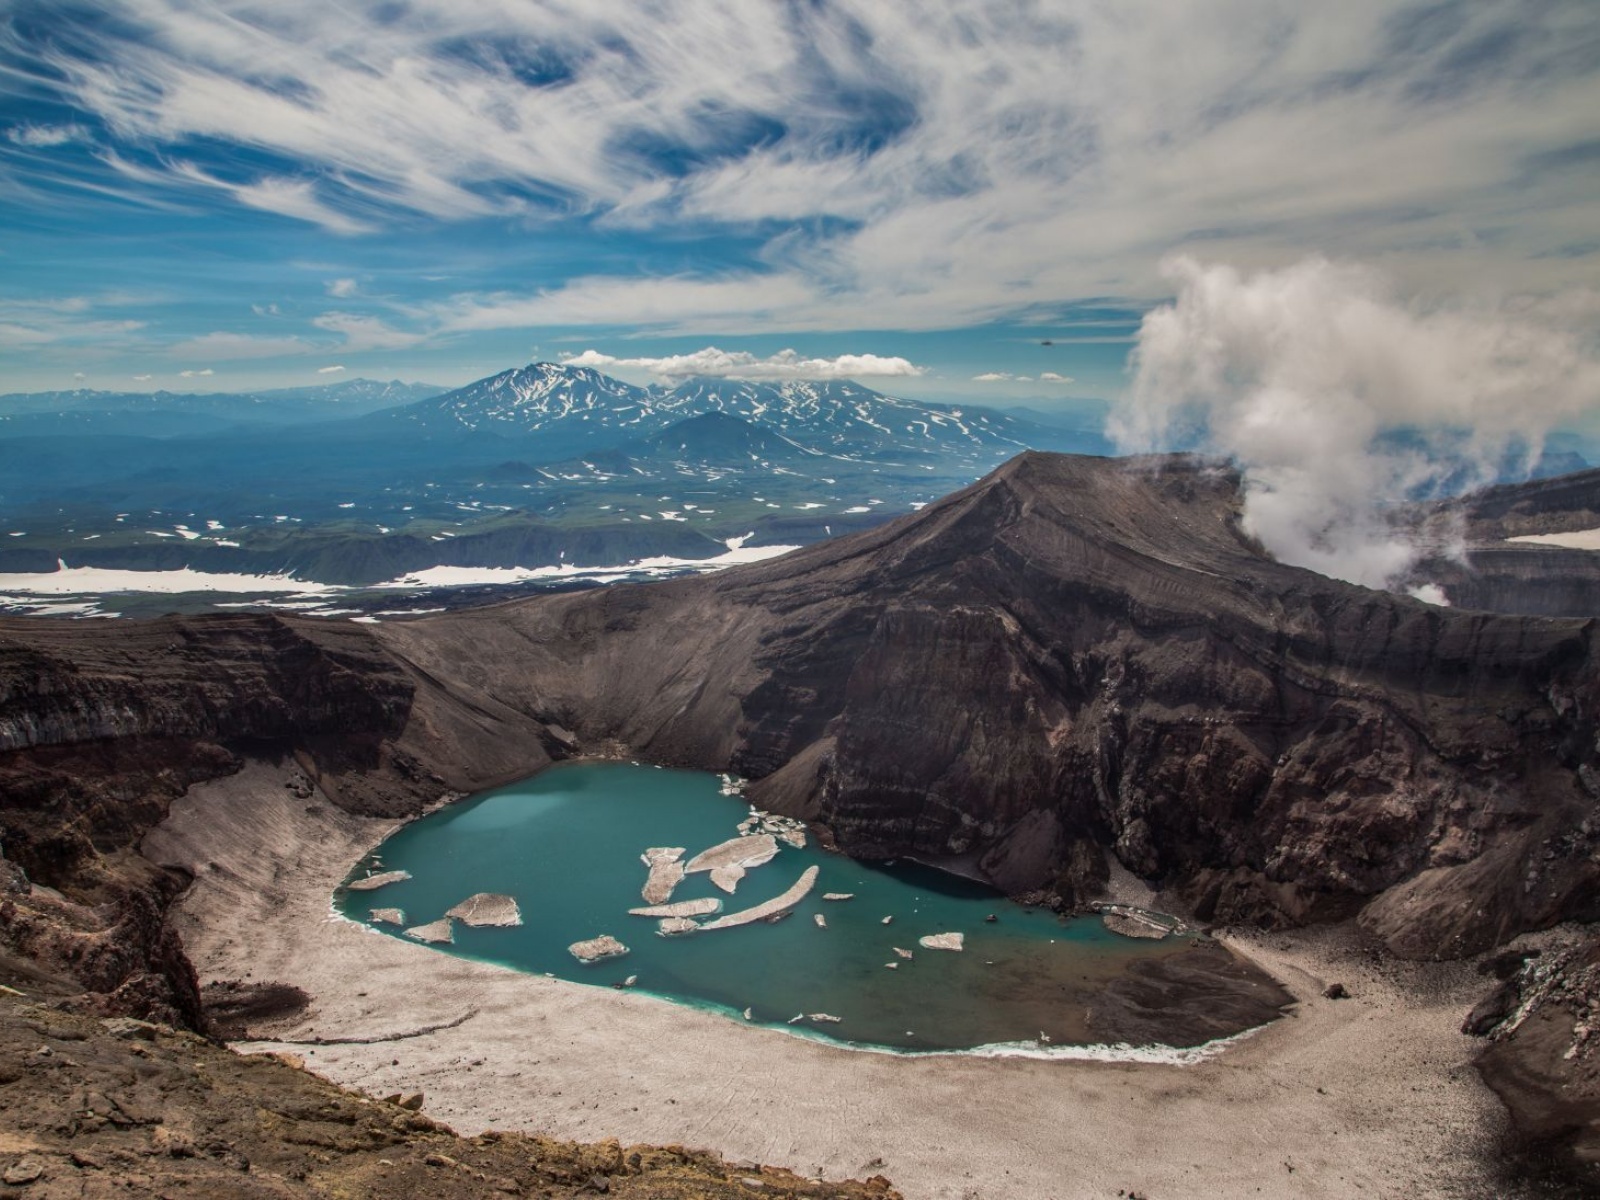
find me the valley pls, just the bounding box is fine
[3,451,1599,1196]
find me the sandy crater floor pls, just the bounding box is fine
[142,762,1516,1200]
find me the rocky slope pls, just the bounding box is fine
[1467,931,1600,1196]
[374,452,1600,962]
[0,997,898,1199]
[6,454,1599,986]
[1403,465,1600,617]
[3,450,1600,1189]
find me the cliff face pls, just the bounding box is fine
[1470,931,1600,1195]
[3,453,1599,1026]
[378,453,1600,960]
[0,614,423,1026]
[1404,465,1600,618]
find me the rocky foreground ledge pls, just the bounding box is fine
[0,997,900,1200]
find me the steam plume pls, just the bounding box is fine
[1112,257,1600,588]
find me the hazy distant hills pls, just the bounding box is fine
[0,363,1114,606]
[0,378,447,438]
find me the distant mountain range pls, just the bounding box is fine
[0,363,1116,608]
[12,360,1587,616]
[372,362,1089,470]
[0,379,446,438]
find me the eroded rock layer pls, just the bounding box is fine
[376,453,1600,962]
[3,453,1599,1017]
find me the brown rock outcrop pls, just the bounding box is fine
[3,452,1599,1024]
[375,453,1600,961]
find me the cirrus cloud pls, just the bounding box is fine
[3,0,1594,336]
[167,331,313,359]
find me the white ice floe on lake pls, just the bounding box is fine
[346,870,411,891]
[919,932,965,951]
[628,897,722,918]
[698,866,819,931]
[445,893,523,927]
[639,847,686,905]
[568,934,629,962]
[404,918,454,944]
[685,834,778,876]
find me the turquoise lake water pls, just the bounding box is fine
[336,762,1190,1052]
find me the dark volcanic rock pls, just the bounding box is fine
[4,452,1600,1025]
[0,997,900,1199]
[0,614,423,1024]
[1402,466,1600,618]
[378,452,1600,960]
[1472,934,1600,1194]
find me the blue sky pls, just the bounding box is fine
[1,0,1597,408]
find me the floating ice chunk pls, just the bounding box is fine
[628,898,721,918]
[347,870,411,891]
[685,834,777,875]
[640,847,687,904]
[404,918,454,944]
[813,913,827,929]
[808,1013,842,1023]
[892,947,914,959]
[569,935,629,962]
[822,893,854,901]
[699,866,819,931]
[919,932,965,951]
[445,893,522,927]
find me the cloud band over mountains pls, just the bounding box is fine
[560,348,924,382]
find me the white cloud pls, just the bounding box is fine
[6,123,89,147]
[150,159,374,235]
[561,346,924,381]
[1112,256,1600,588]
[326,278,358,298]
[252,303,280,316]
[73,372,86,380]
[1039,372,1073,383]
[179,368,214,377]
[132,374,152,381]
[13,0,1596,325]
[0,296,145,346]
[433,274,820,335]
[317,364,345,373]
[973,372,1012,382]
[312,311,423,351]
[0,323,57,347]
[168,331,313,359]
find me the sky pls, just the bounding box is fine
[1,0,1598,408]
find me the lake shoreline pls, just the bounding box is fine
[143,759,1517,1200]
